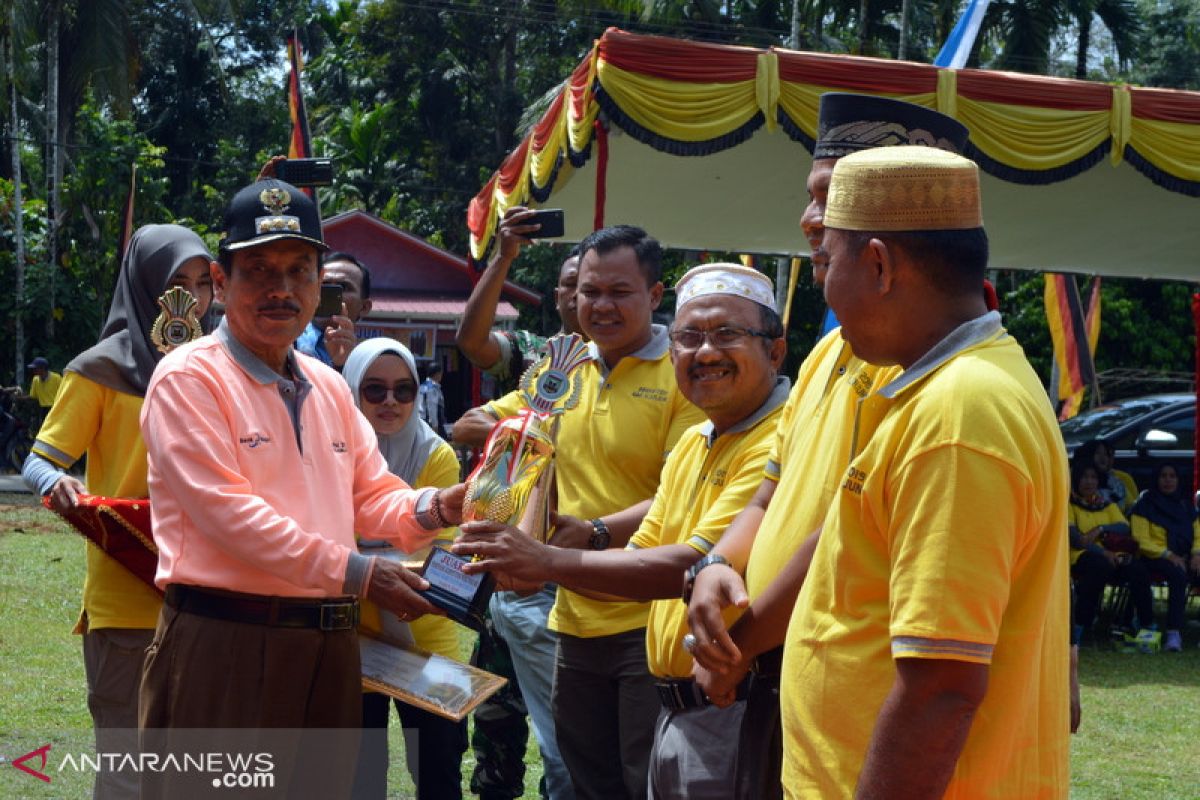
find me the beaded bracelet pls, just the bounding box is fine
[429,490,449,529]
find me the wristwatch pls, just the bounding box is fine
[588,518,611,550]
[682,553,731,604]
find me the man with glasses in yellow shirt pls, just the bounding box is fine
[456,263,789,798]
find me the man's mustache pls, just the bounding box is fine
[258,302,301,313]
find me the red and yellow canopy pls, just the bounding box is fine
[469,28,1200,280]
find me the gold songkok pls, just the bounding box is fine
[824,145,983,232]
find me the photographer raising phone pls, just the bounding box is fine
[294,251,373,369]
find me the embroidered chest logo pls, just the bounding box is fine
[706,467,728,488]
[331,440,347,454]
[842,466,866,495]
[849,369,873,399]
[238,433,272,449]
[631,387,669,403]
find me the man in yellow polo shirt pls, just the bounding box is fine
[779,147,1069,797]
[683,93,971,799]
[455,262,789,798]
[455,225,705,799]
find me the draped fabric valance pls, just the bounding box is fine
[468,28,1200,277]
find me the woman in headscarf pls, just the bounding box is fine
[1068,458,1155,646]
[1129,463,1200,652]
[343,337,468,800]
[21,223,213,800]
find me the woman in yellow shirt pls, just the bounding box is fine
[343,337,468,799]
[1069,461,1155,643]
[1129,463,1200,652]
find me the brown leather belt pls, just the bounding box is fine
[165,584,359,631]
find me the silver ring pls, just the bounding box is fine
[682,633,697,654]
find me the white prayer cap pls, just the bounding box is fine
[675,262,776,313]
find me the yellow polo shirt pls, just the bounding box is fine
[781,317,1070,799]
[486,328,705,638]
[1067,502,1127,565]
[360,442,463,659]
[30,370,63,407]
[745,330,900,600]
[633,379,788,678]
[32,371,162,630]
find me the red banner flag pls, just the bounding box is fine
[1044,273,1099,420]
[286,32,312,162]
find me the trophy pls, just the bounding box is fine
[418,333,590,617]
[150,287,203,354]
[462,332,591,539]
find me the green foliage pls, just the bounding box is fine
[4,0,1200,390]
[1129,0,1200,89]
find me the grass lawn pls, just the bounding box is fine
[1,491,1197,798]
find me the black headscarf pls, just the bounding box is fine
[1130,464,1197,557]
[66,224,212,397]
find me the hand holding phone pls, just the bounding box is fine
[523,209,565,239]
[316,283,344,318]
[275,158,334,187]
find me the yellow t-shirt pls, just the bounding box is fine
[32,371,161,630]
[360,441,463,659]
[1130,511,1200,559]
[745,330,900,600]
[488,335,705,638]
[30,371,63,408]
[633,384,785,678]
[781,324,1071,799]
[1067,501,1126,565]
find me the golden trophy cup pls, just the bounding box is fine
[462,333,591,542]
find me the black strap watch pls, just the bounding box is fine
[682,553,731,604]
[588,518,611,550]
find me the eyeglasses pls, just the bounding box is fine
[361,381,418,405]
[668,326,775,351]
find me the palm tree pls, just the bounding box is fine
[980,0,1140,76]
[1069,0,1140,78]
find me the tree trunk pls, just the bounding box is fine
[858,0,870,54]
[789,0,801,48]
[1075,11,1090,79]
[898,0,910,60]
[9,6,26,386]
[45,0,61,340]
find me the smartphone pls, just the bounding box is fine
[275,157,334,187]
[316,283,344,318]
[525,209,565,239]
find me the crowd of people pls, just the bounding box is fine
[1069,440,1200,653]
[14,89,1194,800]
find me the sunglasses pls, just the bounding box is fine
[360,381,418,405]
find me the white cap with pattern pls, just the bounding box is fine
[675,262,776,313]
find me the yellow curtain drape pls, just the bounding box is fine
[596,61,760,143]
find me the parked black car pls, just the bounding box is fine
[1059,393,1196,495]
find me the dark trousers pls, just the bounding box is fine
[1144,557,1194,631]
[1072,550,1115,630]
[470,609,541,800]
[352,691,468,799]
[552,629,659,800]
[734,647,784,800]
[139,604,361,799]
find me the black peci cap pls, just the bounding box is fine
[814,93,970,160]
[219,179,327,253]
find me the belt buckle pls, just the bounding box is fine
[319,602,356,631]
